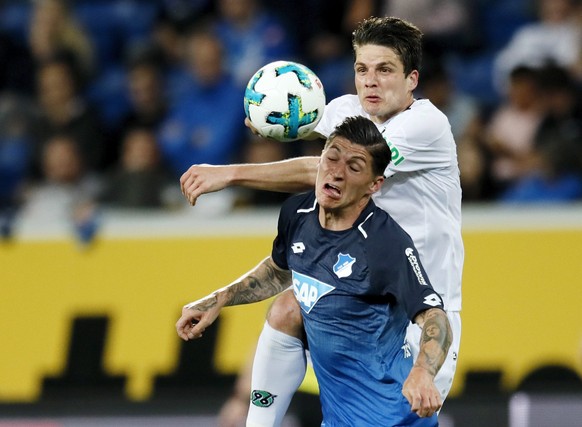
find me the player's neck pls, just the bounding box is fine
[318,199,368,231]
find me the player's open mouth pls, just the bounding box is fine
[323,183,341,198]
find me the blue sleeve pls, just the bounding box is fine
[368,217,444,320]
[271,198,293,270]
[393,245,445,320]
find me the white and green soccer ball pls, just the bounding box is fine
[244,60,326,142]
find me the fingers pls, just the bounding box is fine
[179,169,202,206]
[403,385,442,418]
[244,117,259,135]
[405,392,441,418]
[175,315,206,341]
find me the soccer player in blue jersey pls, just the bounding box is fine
[176,116,453,426]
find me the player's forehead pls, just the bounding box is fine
[354,44,403,69]
[325,136,372,162]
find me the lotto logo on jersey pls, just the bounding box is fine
[292,270,335,314]
[405,247,428,286]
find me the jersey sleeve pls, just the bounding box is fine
[271,211,289,270]
[368,217,444,321]
[315,95,362,138]
[271,194,302,270]
[393,245,445,321]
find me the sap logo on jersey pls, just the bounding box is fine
[292,270,335,314]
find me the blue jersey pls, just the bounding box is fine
[271,192,444,427]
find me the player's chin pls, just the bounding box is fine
[316,194,341,210]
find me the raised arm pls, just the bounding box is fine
[402,308,453,418]
[176,256,291,341]
[180,156,320,206]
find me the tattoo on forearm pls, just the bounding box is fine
[416,309,453,376]
[226,258,291,306]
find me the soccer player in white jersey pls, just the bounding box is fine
[180,16,463,427]
[177,116,453,426]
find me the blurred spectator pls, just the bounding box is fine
[0,94,35,238]
[100,127,176,209]
[233,136,293,208]
[149,8,196,104]
[121,49,169,131]
[483,65,546,197]
[493,0,582,93]
[102,47,171,165]
[418,58,480,142]
[456,122,495,202]
[30,53,108,178]
[299,0,371,99]
[0,94,34,206]
[27,0,95,83]
[380,0,471,57]
[499,142,582,203]
[500,64,582,203]
[535,64,582,152]
[20,133,101,243]
[213,0,296,88]
[157,26,246,178]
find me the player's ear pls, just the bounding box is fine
[407,69,419,92]
[370,176,384,193]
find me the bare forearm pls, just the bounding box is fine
[204,257,291,310]
[229,156,319,193]
[413,308,453,377]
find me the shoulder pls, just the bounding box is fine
[358,204,414,249]
[405,99,450,131]
[280,192,317,220]
[316,95,365,137]
[384,99,453,147]
[326,94,361,109]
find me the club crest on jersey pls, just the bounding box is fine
[333,253,356,278]
[292,270,335,314]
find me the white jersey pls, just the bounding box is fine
[315,95,463,311]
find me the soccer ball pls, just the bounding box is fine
[244,60,326,142]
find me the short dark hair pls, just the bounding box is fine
[352,16,423,76]
[326,116,391,177]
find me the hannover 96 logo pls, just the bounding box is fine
[251,389,277,407]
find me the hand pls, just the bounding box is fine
[175,295,222,341]
[244,117,260,136]
[180,164,231,206]
[245,117,282,142]
[402,366,442,418]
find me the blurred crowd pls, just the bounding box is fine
[0,0,581,241]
